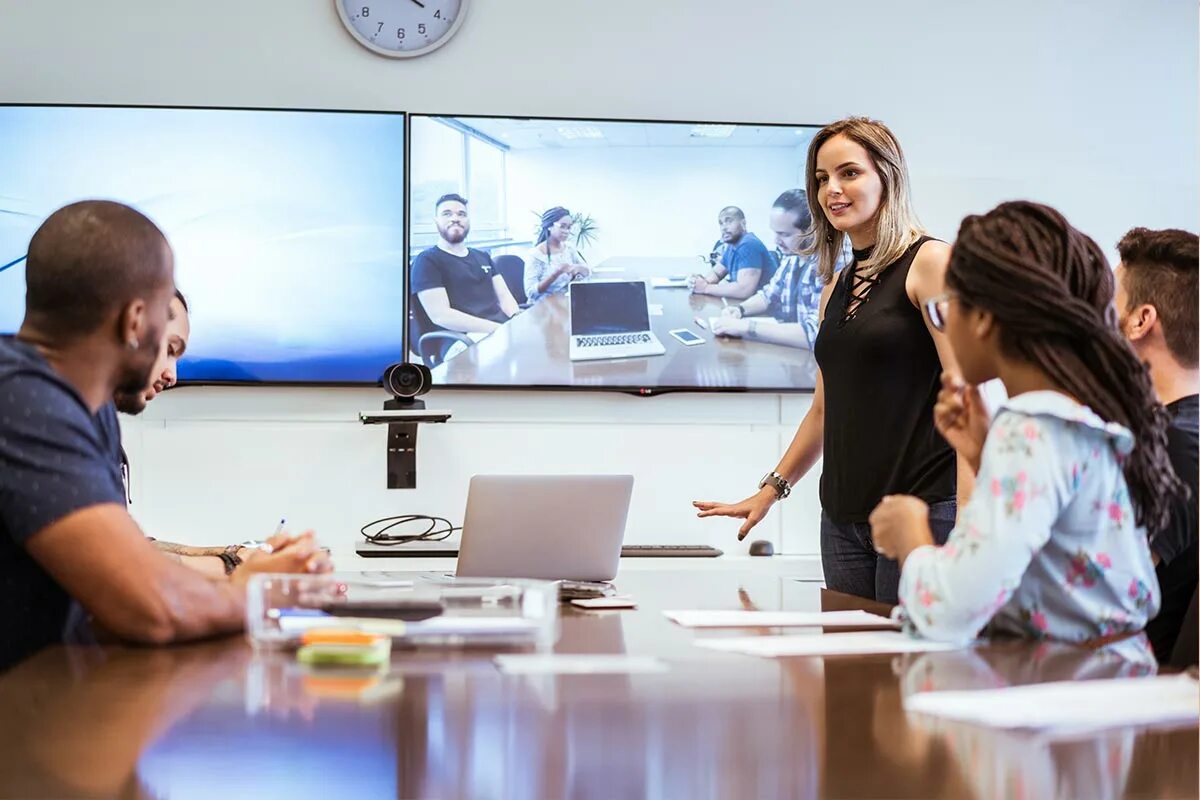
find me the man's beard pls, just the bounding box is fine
[439,222,468,244]
[113,390,148,415]
[114,330,161,406]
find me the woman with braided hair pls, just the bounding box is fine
[871,201,1183,645]
[523,206,590,304]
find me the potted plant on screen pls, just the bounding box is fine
[531,211,599,261]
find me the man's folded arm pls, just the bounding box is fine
[24,504,245,644]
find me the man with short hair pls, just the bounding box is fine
[113,290,273,577]
[113,288,190,416]
[1114,226,1199,663]
[0,201,324,669]
[411,194,519,362]
[712,190,849,349]
[691,205,776,300]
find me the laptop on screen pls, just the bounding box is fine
[568,280,666,361]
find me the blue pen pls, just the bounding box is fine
[274,518,286,537]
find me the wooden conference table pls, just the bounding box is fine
[431,257,820,390]
[0,570,1194,799]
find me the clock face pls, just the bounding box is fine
[336,0,467,59]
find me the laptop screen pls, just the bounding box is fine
[570,281,651,336]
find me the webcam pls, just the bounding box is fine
[382,362,431,403]
[361,362,450,489]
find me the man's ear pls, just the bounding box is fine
[1123,304,1157,343]
[117,299,148,350]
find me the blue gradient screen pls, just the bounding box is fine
[0,105,406,383]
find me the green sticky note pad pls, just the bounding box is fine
[297,641,390,667]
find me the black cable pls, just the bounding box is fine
[360,514,461,546]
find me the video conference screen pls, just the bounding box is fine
[0,104,407,383]
[407,114,824,392]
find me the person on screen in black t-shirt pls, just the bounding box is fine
[411,194,519,361]
[1114,226,1199,663]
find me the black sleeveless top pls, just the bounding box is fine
[812,236,955,523]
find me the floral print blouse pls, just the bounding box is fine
[898,391,1161,645]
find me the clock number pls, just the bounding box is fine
[361,6,369,17]
[397,27,406,40]
[434,10,441,19]
[418,23,426,35]
[376,22,383,33]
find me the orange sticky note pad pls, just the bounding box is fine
[301,628,387,646]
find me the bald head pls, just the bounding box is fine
[718,206,747,244]
[25,200,173,339]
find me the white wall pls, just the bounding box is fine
[506,145,800,264]
[1,0,1196,564]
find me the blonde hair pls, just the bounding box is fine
[803,117,925,283]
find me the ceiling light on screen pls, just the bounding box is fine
[557,125,604,140]
[690,124,736,138]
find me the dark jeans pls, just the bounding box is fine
[820,499,957,605]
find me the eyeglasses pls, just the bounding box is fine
[924,293,952,332]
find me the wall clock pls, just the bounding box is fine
[336,0,469,59]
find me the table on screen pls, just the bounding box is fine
[430,256,819,390]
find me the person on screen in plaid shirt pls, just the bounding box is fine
[712,189,849,349]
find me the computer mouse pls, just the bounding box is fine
[748,539,774,557]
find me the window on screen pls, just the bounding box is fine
[409,117,508,250]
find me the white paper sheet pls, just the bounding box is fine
[664,609,899,629]
[903,674,1200,733]
[694,630,963,657]
[591,266,626,274]
[494,655,669,675]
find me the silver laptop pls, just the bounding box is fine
[455,475,633,581]
[568,280,666,361]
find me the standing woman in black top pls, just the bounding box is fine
[695,117,972,603]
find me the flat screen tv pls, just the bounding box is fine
[0,104,407,384]
[406,113,824,393]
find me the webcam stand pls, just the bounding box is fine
[358,398,451,489]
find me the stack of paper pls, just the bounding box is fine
[903,674,1200,733]
[694,630,962,657]
[664,609,898,629]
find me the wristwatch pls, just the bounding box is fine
[219,545,243,575]
[758,471,791,500]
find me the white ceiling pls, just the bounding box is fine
[437,116,817,150]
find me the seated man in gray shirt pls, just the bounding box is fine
[0,201,327,670]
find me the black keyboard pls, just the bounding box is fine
[621,544,723,558]
[579,333,651,347]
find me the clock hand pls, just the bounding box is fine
[410,0,426,7]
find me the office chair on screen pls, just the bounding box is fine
[492,254,530,307]
[408,297,473,369]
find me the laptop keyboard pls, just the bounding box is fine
[578,333,652,347]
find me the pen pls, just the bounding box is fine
[721,297,728,307]
[694,317,708,330]
[274,518,286,537]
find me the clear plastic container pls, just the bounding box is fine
[246,572,560,650]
